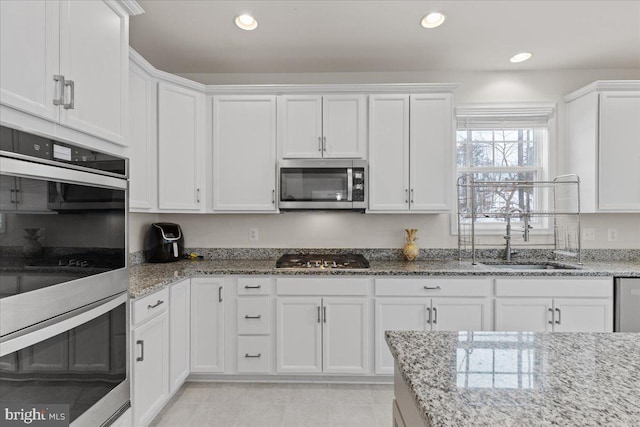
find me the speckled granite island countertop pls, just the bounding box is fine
[128,258,640,298]
[385,330,640,426]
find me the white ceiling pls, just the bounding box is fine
[130,0,640,75]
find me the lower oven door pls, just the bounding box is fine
[0,292,130,426]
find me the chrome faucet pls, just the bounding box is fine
[504,207,532,261]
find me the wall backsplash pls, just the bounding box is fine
[129,212,640,253]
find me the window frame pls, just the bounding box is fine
[452,103,556,236]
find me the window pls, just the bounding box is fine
[455,104,555,231]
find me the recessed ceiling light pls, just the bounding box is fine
[510,52,533,63]
[235,14,258,31]
[421,12,446,29]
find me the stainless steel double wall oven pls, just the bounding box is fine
[0,125,129,426]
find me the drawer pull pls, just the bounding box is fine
[245,353,261,358]
[244,285,262,289]
[423,286,441,290]
[147,300,164,309]
[244,315,262,319]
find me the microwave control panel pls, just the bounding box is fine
[352,168,365,201]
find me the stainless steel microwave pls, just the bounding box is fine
[278,159,367,210]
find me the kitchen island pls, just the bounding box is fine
[385,330,640,426]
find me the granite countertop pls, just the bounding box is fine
[128,258,640,298]
[385,330,640,426]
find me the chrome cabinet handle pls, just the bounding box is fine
[555,308,561,325]
[322,136,327,151]
[53,75,65,106]
[245,353,261,358]
[244,285,261,289]
[323,306,327,323]
[405,189,408,204]
[432,307,438,324]
[548,308,554,325]
[272,189,275,204]
[218,286,223,303]
[244,315,262,319]
[423,286,441,290]
[317,306,321,323]
[136,340,144,362]
[426,307,432,324]
[147,300,164,309]
[196,188,200,203]
[410,188,414,203]
[63,79,74,109]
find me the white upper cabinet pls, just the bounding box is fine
[127,58,157,211]
[368,93,453,212]
[0,0,130,147]
[157,81,205,211]
[212,95,277,211]
[565,81,640,212]
[0,0,60,123]
[278,95,366,159]
[368,95,410,211]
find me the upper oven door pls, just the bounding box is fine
[279,159,355,209]
[0,156,128,336]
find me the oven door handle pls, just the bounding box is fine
[0,292,127,355]
[347,168,353,202]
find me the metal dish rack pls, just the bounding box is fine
[457,174,581,264]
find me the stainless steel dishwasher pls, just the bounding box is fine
[615,278,640,332]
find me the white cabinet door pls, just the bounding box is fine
[0,0,59,122]
[409,94,453,212]
[278,95,322,158]
[59,0,128,145]
[157,82,205,211]
[431,298,491,332]
[213,96,277,211]
[169,279,190,394]
[322,297,369,374]
[598,92,640,210]
[375,299,429,374]
[495,298,553,332]
[128,60,157,210]
[322,95,366,158]
[276,297,322,373]
[132,312,169,427]
[190,278,225,373]
[553,298,612,332]
[368,95,410,211]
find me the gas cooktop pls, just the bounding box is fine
[275,253,370,269]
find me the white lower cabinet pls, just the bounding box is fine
[190,278,225,373]
[132,312,169,427]
[494,278,613,332]
[276,297,369,374]
[237,336,271,374]
[169,279,190,394]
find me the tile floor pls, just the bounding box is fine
[150,382,394,427]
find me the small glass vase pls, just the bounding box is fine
[402,228,419,261]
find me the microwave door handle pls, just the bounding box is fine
[347,168,353,201]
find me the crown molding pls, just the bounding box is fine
[118,0,144,16]
[564,80,640,102]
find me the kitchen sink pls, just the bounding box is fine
[480,262,580,270]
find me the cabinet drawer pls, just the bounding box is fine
[237,298,270,335]
[237,336,271,373]
[237,277,272,295]
[375,278,492,297]
[277,277,370,296]
[132,288,169,327]
[495,278,613,297]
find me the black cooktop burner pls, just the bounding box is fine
[275,253,370,269]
